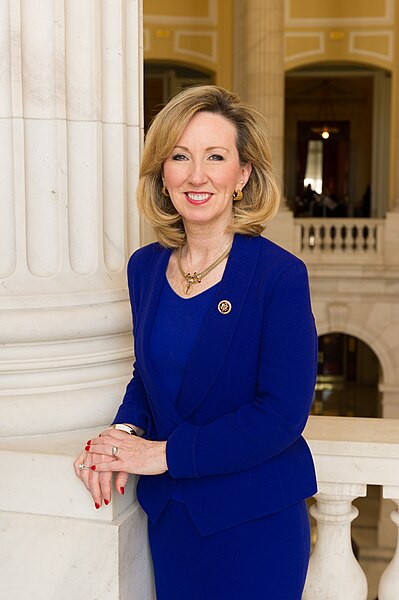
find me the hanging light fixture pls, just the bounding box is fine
[310,80,340,139]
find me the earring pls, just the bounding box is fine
[162,185,170,197]
[232,189,243,201]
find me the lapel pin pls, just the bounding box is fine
[218,300,232,314]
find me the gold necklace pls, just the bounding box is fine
[178,242,232,295]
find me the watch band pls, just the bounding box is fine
[112,423,139,436]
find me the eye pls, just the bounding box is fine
[171,154,188,161]
[209,154,224,161]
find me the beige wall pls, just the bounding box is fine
[284,0,395,71]
[143,0,233,88]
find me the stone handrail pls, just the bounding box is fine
[303,415,399,599]
[295,218,385,263]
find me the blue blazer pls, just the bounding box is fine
[113,233,318,536]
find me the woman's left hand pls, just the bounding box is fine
[86,429,168,476]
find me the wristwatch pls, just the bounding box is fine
[111,423,142,436]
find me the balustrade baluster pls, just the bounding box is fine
[320,225,326,250]
[352,226,359,250]
[303,482,368,600]
[373,225,378,251]
[341,226,347,251]
[309,225,315,249]
[378,489,399,599]
[362,226,369,251]
[330,226,336,250]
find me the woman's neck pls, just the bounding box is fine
[182,226,234,266]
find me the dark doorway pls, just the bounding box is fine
[296,120,350,217]
[312,333,381,417]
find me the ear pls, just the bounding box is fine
[239,162,252,188]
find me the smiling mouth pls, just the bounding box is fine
[185,192,212,205]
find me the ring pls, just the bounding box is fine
[111,446,118,456]
[79,463,90,471]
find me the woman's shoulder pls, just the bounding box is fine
[127,241,169,272]
[239,234,307,275]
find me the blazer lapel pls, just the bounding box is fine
[135,245,183,429]
[176,234,262,421]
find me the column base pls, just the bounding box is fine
[0,429,155,599]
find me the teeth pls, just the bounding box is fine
[187,193,210,201]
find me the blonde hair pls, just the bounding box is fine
[137,85,280,248]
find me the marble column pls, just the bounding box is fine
[233,0,294,250]
[233,0,285,181]
[0,2,155,598]
[0,0,141,436]
[392,69,399,212]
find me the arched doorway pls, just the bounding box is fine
[144,62,214,130]
[284,63,391,219]
[309,332,387,583]
[312,332,381,417]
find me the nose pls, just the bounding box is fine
[188,160,208,186]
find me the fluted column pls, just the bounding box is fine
[233,0,295,250]
[233,0,285,182]
[0,3,155,598]
[0,0,142,436]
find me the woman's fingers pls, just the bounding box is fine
[98,455,116,504]
[73,450,94,495]
[115,471,129,495]
[86,443,124,457]
[73,451,88,478]
[91,460,124,473]
[73,447,111,509]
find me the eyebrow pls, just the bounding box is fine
[173,145,230,153]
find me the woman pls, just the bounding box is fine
[74,85,318,599]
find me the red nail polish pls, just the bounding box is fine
[104,499,109,506]
[95,503,100,509]
[86,440,91,445]
[120,487,125,495]
[85,445,90,451]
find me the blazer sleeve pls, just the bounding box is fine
[166,260,318,478]
[112,254,154,438]
[112,361,153,438]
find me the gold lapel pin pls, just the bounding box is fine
[218,300,232,314]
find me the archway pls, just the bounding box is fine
[284,62,391,219]
[312,332,381,417]
[144,61,214,130]
[310,331,390,575]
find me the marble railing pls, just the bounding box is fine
[295,218,385,263]
[303,415,399,600]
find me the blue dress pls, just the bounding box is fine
[148,277,310,599]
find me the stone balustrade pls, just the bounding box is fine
[2,415,398,598]
[295,218,386,263]
[304,415,399,600]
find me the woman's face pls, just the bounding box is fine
[162,112,252,231]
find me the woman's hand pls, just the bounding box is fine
[86,429,168,476]
[73,430,129,509]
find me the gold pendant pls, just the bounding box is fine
[184,272,201,295]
